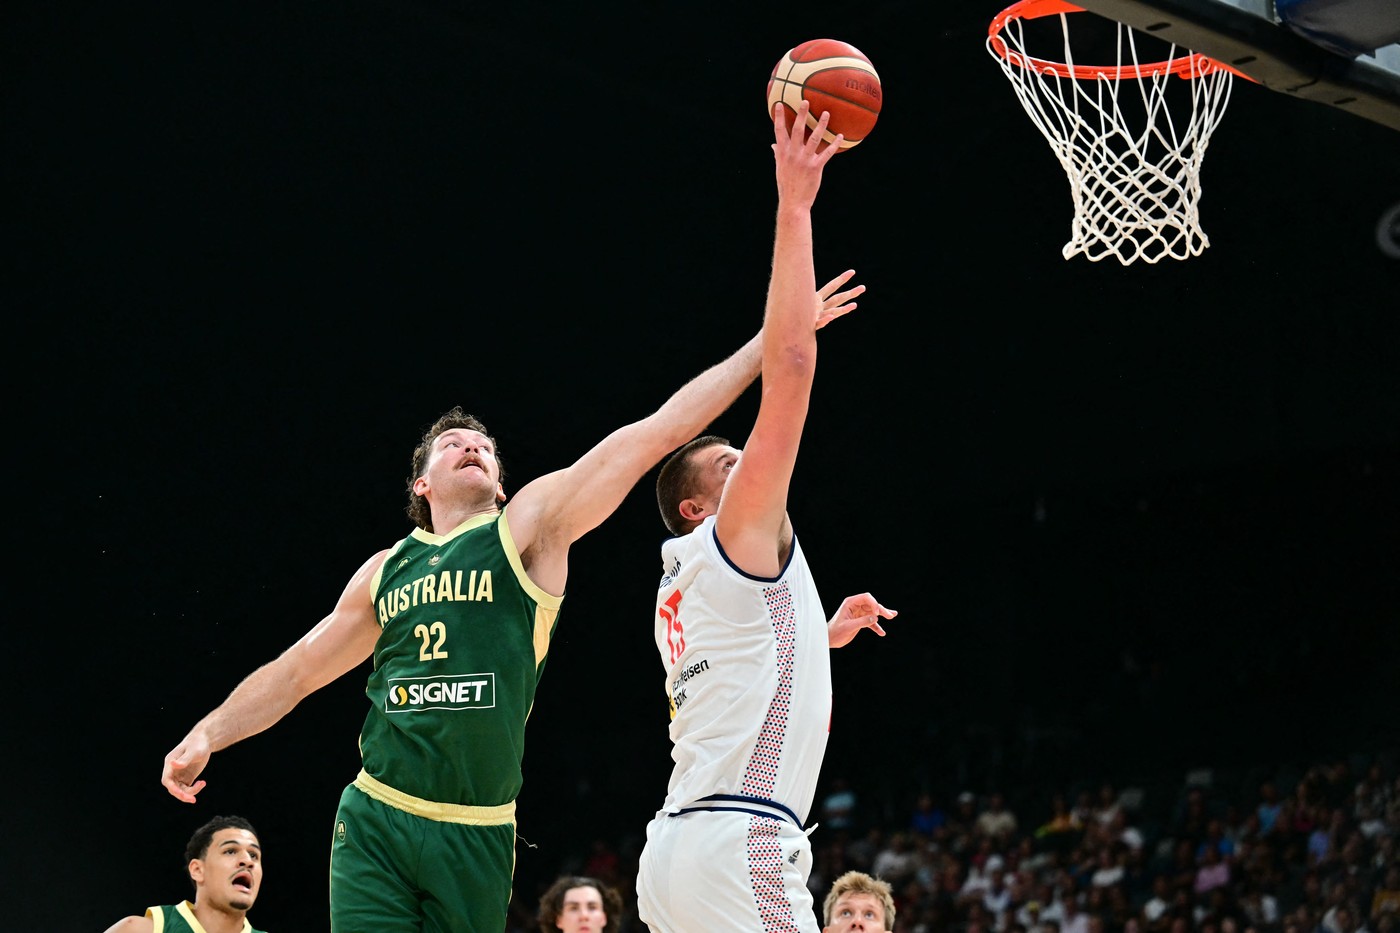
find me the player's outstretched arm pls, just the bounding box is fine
[717,101,841,576]
[101,917,153,933]
[827,592,900,649]
[160,549,386,802]
[503,269,863,596]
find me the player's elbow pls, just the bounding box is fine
[765,340,817,382]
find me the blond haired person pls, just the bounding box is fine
[823,870,896,933]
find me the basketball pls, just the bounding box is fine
[767,39,882,151]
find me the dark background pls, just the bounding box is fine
[11,2,1398,930]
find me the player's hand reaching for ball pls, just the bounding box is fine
[827,592,899,649]
[772,99,841,209]
[815,269,864,330]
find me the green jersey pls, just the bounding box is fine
[145,902,265,933]
[360,509,562,808]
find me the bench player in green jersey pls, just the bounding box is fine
[158,279,864,932]
[102,815,267,933]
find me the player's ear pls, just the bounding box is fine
[679,498,707,522]
[497,483,507,503]
[189,857,205,886]
[412,474,430,496]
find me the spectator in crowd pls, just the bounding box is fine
[849,827,888,875]
[1195,843,1233,897]
[1014,834,1057,879]
[1290,871,1329,925]
[1370,834,1396,882]
[1093,784,1123,830]
[1090,845,1127,890]
[962,854,1008,904]
[1257,783,1285,837]
[1326,903,1367,933]
[1238,879,1281,932]
[1142,875,1175,933]
[1072,792,1097,829]
[824,777,860,832]
[1354,765,1392,840]
[1017,895,1048,933]
[1199,819,1237,862]
[1320,879,1354,933]
[1305,807,1334,870]
[1197,886,1242,932]
[822,870,896,933]
[873,832,920,890]
[1371,866,1400,923]
[948,793,980,849]
[982,862,1015,932]
[519,748,1397,933]
[535,875,623,933]
[1166,839,1201,895]
[1176,788,1212,852]
[1060,891,1091,933]
[978,792,1021,842]
[1039,794,1085,845]
[910,793,948,840]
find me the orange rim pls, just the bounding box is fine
[988,0,1245,80]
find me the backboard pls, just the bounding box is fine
[1064,0,1400,131]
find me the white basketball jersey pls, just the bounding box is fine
[652,515,832,825]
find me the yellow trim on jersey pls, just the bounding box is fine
[496,509,563,609]
[175,903,205,933]
[370,512,506,607]
[146,905,165,933]
[415,512,498,545]
[531,603,559,669]
[497,508,562,667]
[166,901,252,933]
[354,769,517,825]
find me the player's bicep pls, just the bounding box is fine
[516,426,664,544]
[715,413,804,572]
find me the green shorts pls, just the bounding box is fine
[329,775,517,933]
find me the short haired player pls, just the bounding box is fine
[102,815,268,933]
[635,101,899,933]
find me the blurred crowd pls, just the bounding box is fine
[509,748,1399,933]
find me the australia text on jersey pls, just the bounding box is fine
[378,569,495,625]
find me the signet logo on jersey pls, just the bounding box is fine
[385,673,496,713]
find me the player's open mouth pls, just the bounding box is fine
[232,872,253,891]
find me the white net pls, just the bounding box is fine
[987,2,1237,265]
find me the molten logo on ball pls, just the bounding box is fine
[767,38,882,151]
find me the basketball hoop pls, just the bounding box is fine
[987,0,1247,264]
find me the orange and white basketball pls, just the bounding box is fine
[766,39,883,151]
